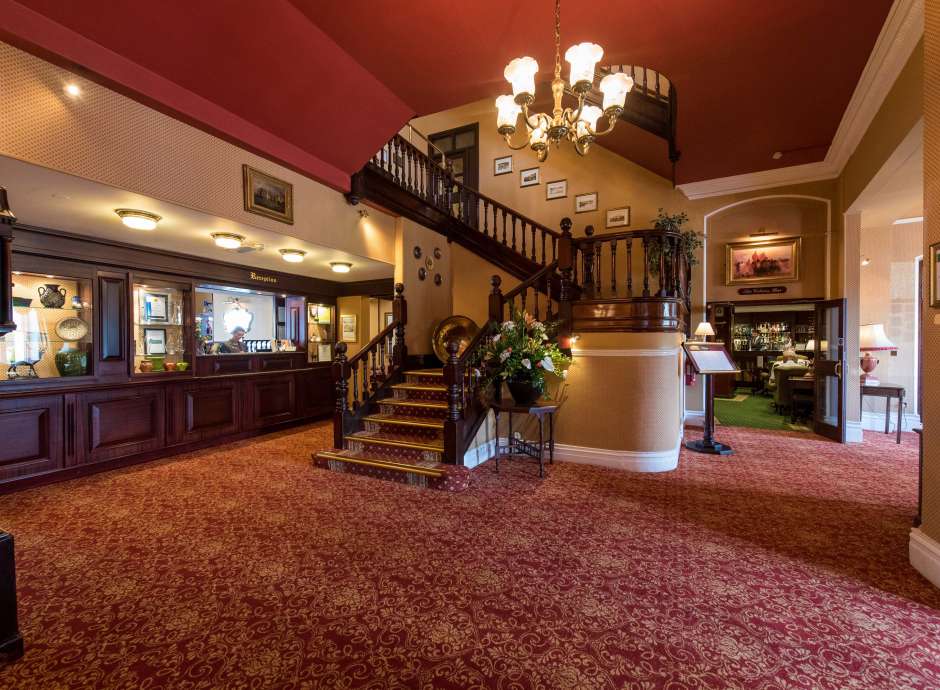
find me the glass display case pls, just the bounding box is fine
[307,303,335,363]
[133,280,191,374]
[194,284,306,355]
[1,271,93,381]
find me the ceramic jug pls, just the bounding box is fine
[38,284,67,309]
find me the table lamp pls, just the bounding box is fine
[859,323,896,384]
[694,321,715,342]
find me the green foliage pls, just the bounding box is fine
[648,208,703,274]
[479,309,572,394]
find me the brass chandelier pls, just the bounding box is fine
[496,0,633,161]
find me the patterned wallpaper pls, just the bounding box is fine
[923,3,939,543]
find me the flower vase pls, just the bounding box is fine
[507,377,540,406]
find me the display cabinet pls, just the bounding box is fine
[307,303,335,363]
[2,270,93,381]
[132,278,191,375]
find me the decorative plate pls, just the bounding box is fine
[434,273,443,286]
[433,247,442,260]
[418,267,427,280]
[413,246,422,259]
[55,316,89,342]
[432,315,479,363]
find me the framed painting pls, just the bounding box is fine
[520,167,539,187]
[606,207,631,228]
[143,327,167,355]
[725,237,801,285]
[546,179,567,200]
[494,156,513,176]
[143,292,169,322]
[340,314,358,342]
[575,192,597,213]
[243,164,294,225]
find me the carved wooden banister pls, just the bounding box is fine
[332,283,407,448]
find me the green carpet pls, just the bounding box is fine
[715,390,811,432]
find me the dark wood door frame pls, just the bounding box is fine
[813,298,847,442]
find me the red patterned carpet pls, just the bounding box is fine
[0,422,938,689]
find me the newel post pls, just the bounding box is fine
[442,340,462,464]
[557,218,574,347]
[392,282,407,367]
[0,188,16,336]
[332,341,349,449]
[582,224,596,295]
[488,275,504,322]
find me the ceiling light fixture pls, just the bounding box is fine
[115,208,161,231]
[211,232,245,249]
[330,261,352,274]
[280,249,307,263]
[63,83,82,98]
[496,0,631,161]
[893,216,923,225]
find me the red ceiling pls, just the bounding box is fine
[1,0,893,188]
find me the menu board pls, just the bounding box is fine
[683,342,739,374]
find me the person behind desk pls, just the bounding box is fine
[218,326,248,353]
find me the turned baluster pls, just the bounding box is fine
[626,238,633,297]
[445,341,462,421]
[582,226,595,293]
[595,241,602,296]
[642,235,651,297]
[541,232,547,265]
[501,210,507,245]
[520,288,528,314]
[533,226,538,262]
[393,139,402,184]
[351,361,360,410]
[379,338,387,378]
[610,238,618,294]
[511,216,517,251]
[674,239,683,297]
[657,236,667,297]
[534,284,540,320]
[392,282,406,367]
[521,220,527,256]
[483,200,489,237]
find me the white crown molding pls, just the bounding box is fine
[677,0,923,200]
[571,347,680,357]
[910,528,940,590]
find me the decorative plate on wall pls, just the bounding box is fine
[432,315,479,363]
[433,247,442,260]
[418,267,427,280]
[434,273,443,286]
[413,246,422,259]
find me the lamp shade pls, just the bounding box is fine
[805,339,816,351]
[495,95,521,131]
[599,72,633,111]
[564,42,603,89]
[575,105,603,140]
[859,323,896,351]
[529,125,548,148]
[504,57,538,100]
[694,321,715,338]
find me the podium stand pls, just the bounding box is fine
[683,342,738,456]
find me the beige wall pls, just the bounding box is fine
[394,219,453,357]
[921,6,939,545]
[336,295,371,357]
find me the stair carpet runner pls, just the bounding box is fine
[313,369,471,491]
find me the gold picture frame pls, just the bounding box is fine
[340,314,358,342]
[243,164,294,225]
[930,242,940,308]
[725,236,801,285]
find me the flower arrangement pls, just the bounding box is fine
[480,309,571,404]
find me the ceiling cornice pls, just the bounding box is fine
[677,0,923,200]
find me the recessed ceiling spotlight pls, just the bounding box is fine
[893,216,923,225]
[861,257,871,266]
[115,208,161,230]
[280,248,307,263]
[63,83,82,98]
[211,232,245,249]
[330,261,352,274]
[771,151,783,160]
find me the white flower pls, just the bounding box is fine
[492,333,501,343]
[499,350,511,362]
[502,321,515,330]
[561,369,568,379]
[541,356,555,372]
[522,358,532,369]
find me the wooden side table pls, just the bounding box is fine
[861,382,905,444]
[492,401,558,478]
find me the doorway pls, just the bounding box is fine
[429,123,479,226]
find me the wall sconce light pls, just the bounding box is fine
[115,209,161,231]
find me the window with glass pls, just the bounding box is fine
[1,271,94,381]
[195,284,305,355]
[132,280,191,374]
[307,303,335,363]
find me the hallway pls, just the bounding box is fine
[0,422,936,689]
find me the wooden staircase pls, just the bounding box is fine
[313,368,470,491]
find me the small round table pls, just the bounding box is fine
[492,401,558,478]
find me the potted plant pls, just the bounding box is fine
[480,310,571,405]
[648,209,703,281]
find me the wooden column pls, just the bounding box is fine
[332,342,349,449]
[556,218,574,347]
[0,188,16,336]
[442,340,462,464]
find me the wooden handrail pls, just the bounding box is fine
[346,319,398,368]
[571,227,683,246]
[502,261,558,303]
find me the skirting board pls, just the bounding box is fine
[910,528,940,590]
[554,432,683,473]
[861,411,921,433]
[846,420,864,443]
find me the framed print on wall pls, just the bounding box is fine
[930,242,940,307]
[143,292,169,322]
[243,164,294,225]
[725,236,801,285]
[520,167,540,187]
[494,156,513,176]
[575,192,598,213]
[340,314,358,342]
[546,179,567,200]
[606,207,631,228]
[143,328,167,355]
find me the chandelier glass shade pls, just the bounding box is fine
[496,0,633,161]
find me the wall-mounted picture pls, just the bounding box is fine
[520,167,540,187]
[725,237,801,285]
[494,156,513,176]
[143,292,168,322]
[340,314,358,342]
[606,207,631,228]
[143,328,167,355]
[575,192,598,213]
[243,164,294,225]
[930,242,940,307]
[546,179,567,200]
[384,312,394,327]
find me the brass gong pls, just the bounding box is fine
[432,315,479,363]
